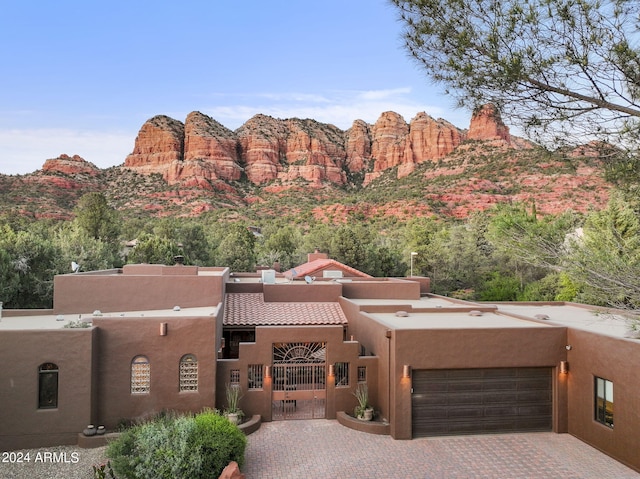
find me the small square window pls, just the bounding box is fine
[230,369,240,385]
[357,366,367,383]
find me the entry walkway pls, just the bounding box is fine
[243,420,640,479]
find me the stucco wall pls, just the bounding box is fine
[391,326,567,439]
[92,315,218,429]
[216,325,378,421]
[53,267,227,314]
[342,279,421,300]
[262,282,342,302]
[0,329,95,451]
[566,329,640,472]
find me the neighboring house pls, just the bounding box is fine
[0,259,639,473]
[283,250,373,280]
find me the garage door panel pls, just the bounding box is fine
[517,377,551,389]
[447,393,490,405]
[483,392,518,403]
[447,407,485,419]
[517,404,553,416]
[483,380,520,391]
[412,367,553,437]
[484,406,519,417]
[517,390,552,402]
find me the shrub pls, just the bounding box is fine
[106,410,246,479]
[191,411,247,475]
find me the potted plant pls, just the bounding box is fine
[224,384,244,425]
[353,383,374,421]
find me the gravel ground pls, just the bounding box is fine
[0,445,108,479]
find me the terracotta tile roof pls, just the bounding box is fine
[224,293,348,326]
[284,259,372,279]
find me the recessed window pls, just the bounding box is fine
[248,364,264,390]
[230,369,240,385]
[595,376,613,428]
[335,362,349,387]
[179,354,198,392]
[38,363,58,409]
[357,366,367,383]
[131,356,150,394]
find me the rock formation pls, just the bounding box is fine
[124,115,184,176]
[122,104,517,188]
[344,119,372,173]
[42,154,100,176]
[236,114,287,184]
[467,104,511,143]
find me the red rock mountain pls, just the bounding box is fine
[124,104,522,188]
[42,154,101,176]
[8,104,605,221]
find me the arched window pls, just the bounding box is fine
[131,356,150,394]
[38,363,58,409]
[179,354,198,392]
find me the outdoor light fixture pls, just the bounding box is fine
[265,366,271,378]
[410,252,418,277]
[560,361,569,374]
[328,364,335,377]
[403,365,411,378]
[159,322,168,336]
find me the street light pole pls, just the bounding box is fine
[410,252,418,277]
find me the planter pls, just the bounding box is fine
[226,413,240,425]
[83,425,96,437]
[358,407,374,421]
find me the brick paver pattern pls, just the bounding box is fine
[243,420,640,479]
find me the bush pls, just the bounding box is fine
[191,412,247,475]
[106,410,246,479]
[478,272,521,301]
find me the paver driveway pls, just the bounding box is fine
[243,419,640,479]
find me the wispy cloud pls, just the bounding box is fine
[0,129,134,175]
[203,87,464,130]
[356,87,413,101]
[0,88,470,175]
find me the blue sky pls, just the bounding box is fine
[0,0,472,175]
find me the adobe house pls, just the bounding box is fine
[0,260,639,473]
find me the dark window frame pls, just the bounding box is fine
[38,363,58,409]
[594,376,614,428]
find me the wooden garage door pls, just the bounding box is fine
[412,367,552,437]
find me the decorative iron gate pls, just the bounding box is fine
[272,342,326,420]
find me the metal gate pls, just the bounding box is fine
[272,342,326,420]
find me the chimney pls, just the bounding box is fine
[308,248,328,263]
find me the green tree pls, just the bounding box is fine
[53,223,121,272]
[0,225,59,308]
[389,0,640,154]
[215,225,256,272]
[479,272,521,301]
[259,225,301,270]
[127,234,182,265]
[486,204,577,273]
[565,193,640,308]
[74,192,121,242]
[331,225,368,272]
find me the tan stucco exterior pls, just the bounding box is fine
[1,264,640,473]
